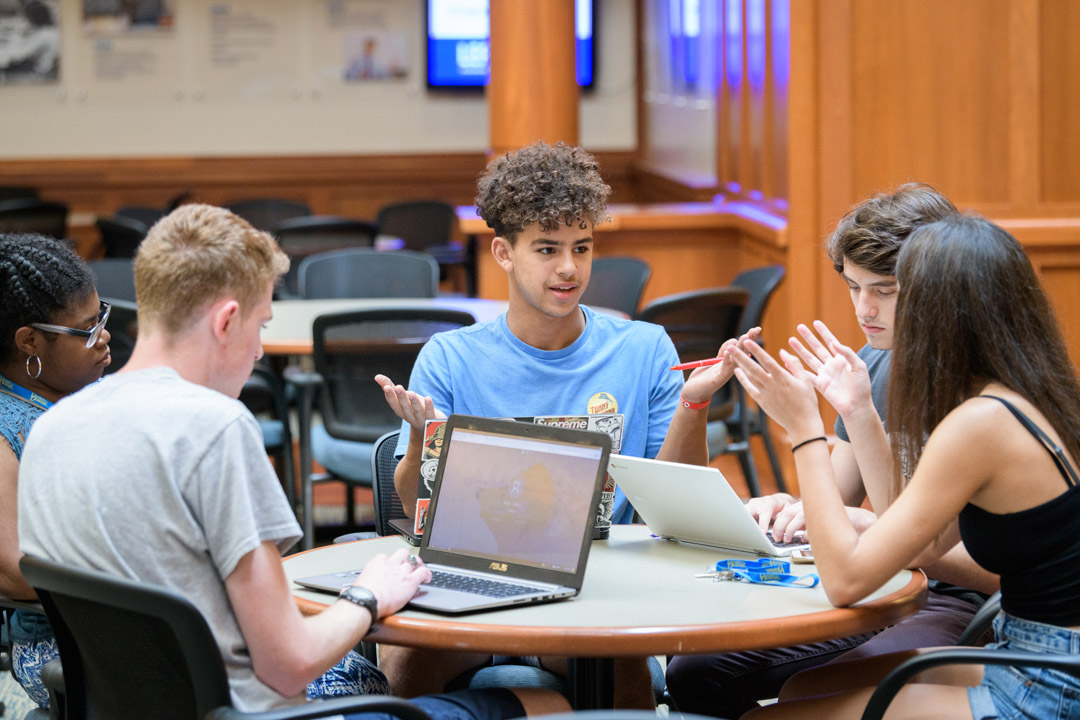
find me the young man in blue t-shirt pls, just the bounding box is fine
[375,141,755,701]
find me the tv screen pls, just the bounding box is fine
[427,0,594,89]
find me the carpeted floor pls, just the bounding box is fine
[0,666,36,719]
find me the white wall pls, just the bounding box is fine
[0,0,635,158]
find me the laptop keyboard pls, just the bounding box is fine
[766,531,808,549]
[428,570,540,598]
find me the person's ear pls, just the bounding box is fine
[13,326,40,358]
[492,236,515,273]
[209,299,241,343]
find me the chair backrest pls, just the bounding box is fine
[274,216,379,296]
[638,286,750,421]
[0,186,39,202]
[96,215,149,258]
[225,198,312,233]
[19,555,232,720]
[101,298,138,375]
[313,309,475,444]
[376,200,456,253]
[371,430,407,537]
[298,248,439,299]
[731,265,785,337]
[115,206,166,227]
[582,256,651,317]
[89,258,137,303]
[0,199,68,239]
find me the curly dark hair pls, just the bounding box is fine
[826,183,957,277]
[0,233,96,363]
[475,141,611,242]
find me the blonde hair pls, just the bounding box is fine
[135,204,289,334]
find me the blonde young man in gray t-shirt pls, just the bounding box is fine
[18,204,561,719]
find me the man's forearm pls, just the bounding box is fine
[655,405,709,465]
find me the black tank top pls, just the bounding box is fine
[958,395,1080,626]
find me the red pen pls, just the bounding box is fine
[670,357,723,371]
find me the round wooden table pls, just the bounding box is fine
[285,526,927,707]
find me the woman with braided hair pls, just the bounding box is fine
[1,232,111,709]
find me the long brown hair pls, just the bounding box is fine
[887,214,1080,495]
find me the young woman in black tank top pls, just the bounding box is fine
[728,214,1080,720]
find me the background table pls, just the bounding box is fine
[284,526,927,707]
[262,298,513,355]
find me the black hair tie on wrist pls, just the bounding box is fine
[791,436,827,453]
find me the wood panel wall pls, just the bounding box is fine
[0,151,640,258]
[787,0,1080,358]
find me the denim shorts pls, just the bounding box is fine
[968,612,1080,720]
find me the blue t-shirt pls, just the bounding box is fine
[397,305,683,523]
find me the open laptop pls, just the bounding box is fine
[295,414,611,613]
[607,454,810,557]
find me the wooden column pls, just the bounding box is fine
[488,0,579,156]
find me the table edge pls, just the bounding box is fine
[294,569,928,658]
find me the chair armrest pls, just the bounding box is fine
[282,367,324,391]
[955,590,1002,646]
[861,647,1080,720]
[41,657,65,720]
[206,694,434,720]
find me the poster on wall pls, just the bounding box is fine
[0,0,60,83]
[320,0,410,87]
[83,0,175,34]
[193,0,301,100]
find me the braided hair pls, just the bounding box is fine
[0,233,96,363]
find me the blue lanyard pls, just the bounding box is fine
[713,558,820,588]
[0,374,53,411]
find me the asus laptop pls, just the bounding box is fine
[607,454,810,557]
[295,414,611,613]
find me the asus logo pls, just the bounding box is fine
[489,562,508,572]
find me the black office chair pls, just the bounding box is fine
[638,287,774,496]
[714,265,788,492]
[96,215,149,258]
[225,198,312,233]
[376,200,472,296]
[582,257,651,317]
[19,555,435,720]
[115,206,166,227]
[297,248,440,300]
[89,258,137,303]
[240,363,296,510]
[273,216,379,297]
[101,298,138,375]
[371,430,407,538]
[291,309,475,548]
[0,186,38,202]
[0,199,68,239]
[858,590,1070,720]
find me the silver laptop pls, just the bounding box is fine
[607,454,809,557]
[295,414,611,613]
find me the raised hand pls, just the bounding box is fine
[374,374,445,432]
[729,339,825,443]
[786,321,872,419]
[680,327,762,404]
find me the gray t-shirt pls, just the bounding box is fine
[834,344,891,442]
[19,367,302,711]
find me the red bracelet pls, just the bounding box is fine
[680,395,711,410]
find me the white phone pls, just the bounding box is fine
[789,548,815,564]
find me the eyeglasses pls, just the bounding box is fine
[31,301,112,349]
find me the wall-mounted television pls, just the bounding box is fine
[427,0,595,89]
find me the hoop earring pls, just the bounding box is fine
[26,354,42,380]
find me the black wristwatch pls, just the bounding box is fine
[338,585,380,623]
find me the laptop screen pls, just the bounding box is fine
[425,425,605,574]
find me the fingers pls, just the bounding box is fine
[795,323,834,365]
[778,348,808,378]
[788,335,821,372]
